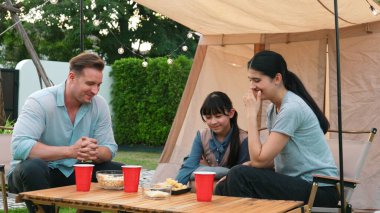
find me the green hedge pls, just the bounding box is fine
[110,56,192,146]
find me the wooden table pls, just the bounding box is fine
[20,183,305,213]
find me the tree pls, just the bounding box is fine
[0,0,198,67]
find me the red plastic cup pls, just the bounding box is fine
[122,165,142,192]
[194,171,216,202]
[74,164,94,192]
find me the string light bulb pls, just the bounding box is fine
[117,47,124,54]
[167,58,173,65]
[142,60,148,67]
[50,0,58,4]
[187,32,193,39]
[182,45,188,52]
[370,5,379,16]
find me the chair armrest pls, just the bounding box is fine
[312,174,358,188]
[8,193,23,203]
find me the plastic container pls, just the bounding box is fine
[96,170,124,190]
[142,184,172,200]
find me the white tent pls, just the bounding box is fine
[134,0,380,210]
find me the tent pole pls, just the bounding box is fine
[4,0,51,88]
[159,44,208,163]
[333,0,345,212]
[80,0,84,52]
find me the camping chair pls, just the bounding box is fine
[1,164,8,213]
[307,128,377,213]
[0,164,19,213]
[0,125,15,213]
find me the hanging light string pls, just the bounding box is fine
[365,0,379,15]
[108,26,197,67]
[0,20,21,36]
[109,28,152,67]
[0,0,56,37]
[166,32,194,57]
[108,28,146,59]
[1,0,198,67]
[165,31,194,64]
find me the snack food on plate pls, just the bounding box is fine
[164,178,188,191]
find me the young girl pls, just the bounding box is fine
[176,91,249,184]
[215,50,339,207]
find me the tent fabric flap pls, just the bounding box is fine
[328,32,380,209]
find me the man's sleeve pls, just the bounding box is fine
[12,98,45,160]
[93,96,118,158]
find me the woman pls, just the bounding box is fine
[176,91,250,185]
[215,50,339,207]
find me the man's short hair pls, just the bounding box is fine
[69,52,105,74]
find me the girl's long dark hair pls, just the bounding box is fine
[248,50,330,133]
[200,91,241,168]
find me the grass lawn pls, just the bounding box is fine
[114,145,162,170]
[0,146,163,213]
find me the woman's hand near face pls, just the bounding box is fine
[243,89,261,117]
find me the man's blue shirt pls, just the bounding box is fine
[10,82,117,177]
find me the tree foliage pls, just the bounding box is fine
[0,0,198,67]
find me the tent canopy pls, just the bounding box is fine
[135,0,380,35]
[135,0,380,210]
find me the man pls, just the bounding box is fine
[8,52,123,212]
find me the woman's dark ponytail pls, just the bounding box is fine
[227,111,240,168]
[284,71,330,133]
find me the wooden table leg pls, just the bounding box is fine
[287,204,310,213]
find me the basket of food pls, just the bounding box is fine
[96,170,124,190]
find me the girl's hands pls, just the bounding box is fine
[216,176,226,185]
[242,161,252,166]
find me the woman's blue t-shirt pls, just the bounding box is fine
[267,91,338,183]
